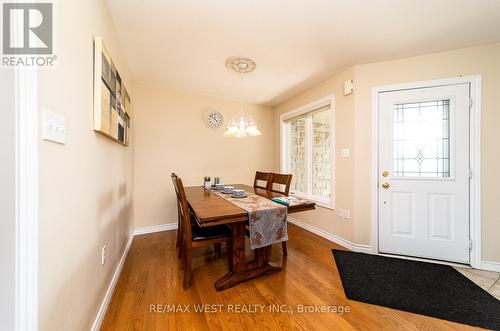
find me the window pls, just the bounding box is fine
[281,97,334,208]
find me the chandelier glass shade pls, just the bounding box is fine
[224,114,262,138]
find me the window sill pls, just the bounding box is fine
[290,192,335,211]
[314,201,335,211]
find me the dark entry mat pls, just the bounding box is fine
[332,249,500,329]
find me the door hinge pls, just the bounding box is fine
[469,98,473,109]
[469,239,473,251]
[469,168,473,179]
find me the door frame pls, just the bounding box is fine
[371,76,482,269]
[15,66,39,330]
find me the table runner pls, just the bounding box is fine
[211,189,288,249]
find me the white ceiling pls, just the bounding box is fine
[106,0,500,106]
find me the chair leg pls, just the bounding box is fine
[282,241,287,256]
[214,243,222,258]
[183,246,193,290]
[178,234,183,259]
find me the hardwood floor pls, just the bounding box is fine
[101,224,478,330]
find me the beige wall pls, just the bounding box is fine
[273,67,356,242]
[274,43,500,263]
[133,84,274,228]
[37,1,134,330]
[353,43,500,262]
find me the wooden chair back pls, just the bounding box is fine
[171,173,179,200]
[268,173,293,196]
[172,176,192,246]
[254,171,272,190]
[171,173,182,222]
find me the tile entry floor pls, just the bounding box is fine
[455,267,500,300]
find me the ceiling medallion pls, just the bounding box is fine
[225,56,256,74]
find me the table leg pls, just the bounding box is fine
[215,222,282,291]
[229,222,246,273]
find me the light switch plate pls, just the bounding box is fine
[42,110,66,144]
[340,148,350,158]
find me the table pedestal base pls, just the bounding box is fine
[215,222,282,291]
[215,264,281,291]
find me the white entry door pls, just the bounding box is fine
[378,83,470,264]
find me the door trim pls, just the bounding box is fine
[371,76,482,268]
[15,67,39,330]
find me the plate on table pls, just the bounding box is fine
[231,194,248,198]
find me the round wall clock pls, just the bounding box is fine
[204,110,224,129]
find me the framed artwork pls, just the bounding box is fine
[93,37,131,145]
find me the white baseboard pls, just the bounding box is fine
[288,216,372,254]
[91,234,134,331]
[133,223,178,236]
[482,260,500,273]
[91,223,177,329]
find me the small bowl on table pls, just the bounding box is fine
[232,189,247,198]
[214,183,224,190]
[223,186,234,194]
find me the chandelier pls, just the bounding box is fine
[224,56,261,138]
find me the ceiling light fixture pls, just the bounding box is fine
[224,56,261,139]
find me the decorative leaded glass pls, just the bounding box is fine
[312,109,332,198]
[290,118,307,192]
[393,100,450,177]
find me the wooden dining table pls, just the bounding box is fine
[184,184,315,291]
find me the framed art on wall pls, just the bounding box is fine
[93,37,131,145]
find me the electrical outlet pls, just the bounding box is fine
[101,245,107,265]
[338,208,350,220]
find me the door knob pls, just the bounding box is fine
[382,171,389,177]
[382,182,390,189]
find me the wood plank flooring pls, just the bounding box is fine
[101,224,479,330]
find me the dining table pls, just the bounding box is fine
[184,184,316,291]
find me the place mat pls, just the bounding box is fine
[211,189,288,249]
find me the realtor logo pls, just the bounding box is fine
[2,2,55,66]
[3,2,52,54]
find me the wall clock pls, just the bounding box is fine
[204,110,224,129]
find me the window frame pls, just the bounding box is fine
[280,95,335,209]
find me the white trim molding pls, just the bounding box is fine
[133,223,178,236]
[288,217,372,253]
[91,235,134,331]
[15,67,38,331]
[481,261,500,273]
[371,75,482,269]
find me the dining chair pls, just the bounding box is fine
[268,173,293,255]
[172,173,223,260]
[171,173,182,250]
[254,171,272,190]
[173,175,232,290]
[267,173,293,196]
